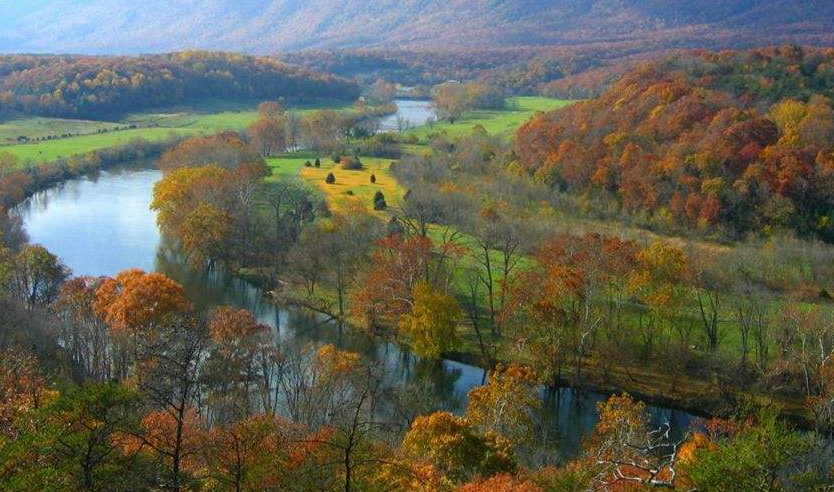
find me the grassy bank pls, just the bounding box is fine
[402,96,571,145]
[0,98,352,167]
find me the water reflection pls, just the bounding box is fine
[378,99,436,132]
[16,160,162,277]
[17,160,696,460]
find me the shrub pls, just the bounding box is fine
[325,172,336,184]
[304,160,312,167]
[332,155,342,164]
[346,190,355,196]
[370,174,377,184]
[373,190,387,210]
[341,156,364,170]
[314,157,321,167]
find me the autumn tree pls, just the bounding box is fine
[6,244,70,309]
[151,165,237,266]
[300,109,354,152]
[272,344,391,492]
[777,305,834,398]
[132,315,209,492]
[0,350,52,442]
[0,383,153,492]
[0,153,31,208]
[398,282,462,359]
[458,474,542,492]
[204,307,281,421]
[56,277,112,380]
[467,206,523,339]
[628,241,690,359]
[402,411,516,483]
[588,393,687,490]
[158,132,265,173]
[125,408,204,492]
[0,206,27,251]
[432,82,504,122]
[248,106,288,157]
[199,414,295,492]
[351,233,434,332]
[289,207,382,324]
[504,234,639,383]
[466,364,540,444]
[94,270,189,337]
[433,83,470,122]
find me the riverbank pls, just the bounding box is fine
[1,136,179,209]
[275,283,812,430]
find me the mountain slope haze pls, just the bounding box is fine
[0,0,832,54]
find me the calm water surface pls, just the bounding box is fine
[379,99,435,132]
[16,129,695,460]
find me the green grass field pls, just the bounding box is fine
[2,128,197,164]
[403,96,572,144]
[0,117,123,144]
[0,98,353,167]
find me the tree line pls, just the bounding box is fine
[0,51,360,119]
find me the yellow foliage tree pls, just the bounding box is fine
[398,282,462,359]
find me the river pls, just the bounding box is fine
[15,100,696,460]
[378,99,436,132]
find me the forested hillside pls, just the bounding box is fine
[281,47,611,95]
[0,0,831,54]
[516,46,834,241]
[0,52,359,119]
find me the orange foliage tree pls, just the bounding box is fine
[458,474,543,492]
[402,411,516,484]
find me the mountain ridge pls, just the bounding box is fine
[0,0,832,54]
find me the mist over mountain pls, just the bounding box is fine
[0,0,832,54]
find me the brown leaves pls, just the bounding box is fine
[94,269,190,335]
[458,474,543,492]
[0,351,53,440]
[209,306,268,345]
[352,233,434,331]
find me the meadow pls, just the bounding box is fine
[267,153,403,218]
[0,98,351,167]
[402,96,572,144]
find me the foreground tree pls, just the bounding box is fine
[588,393,686,489]
[466,364,540,443]
[0,383,153,492]
[684,412,826,491]
[403,411,516,484]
